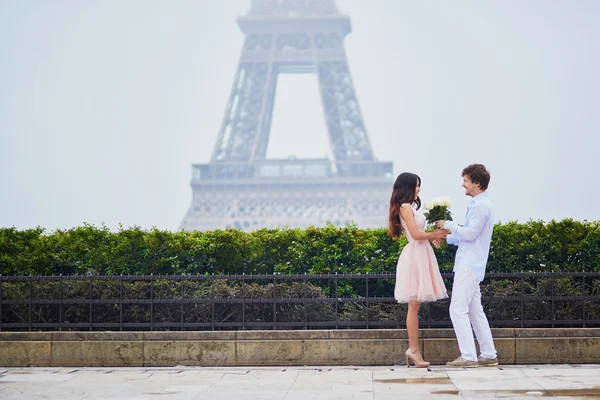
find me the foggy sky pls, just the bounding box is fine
[1,0,599,232]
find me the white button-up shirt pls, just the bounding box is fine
[444,192,494,282]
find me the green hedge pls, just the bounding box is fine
[1,219,599,276]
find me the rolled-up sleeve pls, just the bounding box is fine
[446,233,460,246]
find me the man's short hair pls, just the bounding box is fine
[462,164,490,190]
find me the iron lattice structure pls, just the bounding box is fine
[181,0,394,231]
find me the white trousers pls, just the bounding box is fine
[450,268,497,362]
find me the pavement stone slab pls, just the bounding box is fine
[0,365,599,399]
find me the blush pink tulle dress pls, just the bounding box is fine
[394,206,448,303]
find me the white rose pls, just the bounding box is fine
[440,196,452,207]
[425,200,434,210]
[430,196,451,208]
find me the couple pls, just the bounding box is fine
[389,163,498,368]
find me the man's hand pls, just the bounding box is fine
[435,220,446,230]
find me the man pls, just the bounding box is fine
[435,164,498,368]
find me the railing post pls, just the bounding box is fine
[520,272,524,328]
[28,276,32,332]
[0,275,3,332]
[89,278,93,331]
[551,276,555,328]
[335,273,338,330]
[211,273,215,331]
[582,274,586,328]
[427,302,432,329]
[242,274,246,331]
[150,273,154,332]
[120,275,124,332]
[303,273,307,330]
[272,275,277,330]
[180,277,184,331]
[59,275,62,331]
[365,275,369,329]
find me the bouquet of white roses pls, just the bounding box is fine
[424,196,453,225]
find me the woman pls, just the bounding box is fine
[389,172,448,368]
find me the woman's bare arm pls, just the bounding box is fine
[399,204,447,241]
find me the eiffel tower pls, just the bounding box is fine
[180,0,393,231]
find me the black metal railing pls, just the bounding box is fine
[1,272,599,331]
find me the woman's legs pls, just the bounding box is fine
[407,301,421,353]
[405,301,429,367]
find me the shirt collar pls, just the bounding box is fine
[470,192,488,205]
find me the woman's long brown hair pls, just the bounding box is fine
[388,172,421,238]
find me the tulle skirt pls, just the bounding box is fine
[394,240,448,303]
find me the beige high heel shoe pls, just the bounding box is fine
[405,349,430,368]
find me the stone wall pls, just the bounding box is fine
[1,329,599,367]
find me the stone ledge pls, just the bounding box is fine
[1,329,599,367]
[514,328,600,338]
[143,331,236,341]
[52,332,144,341]
[237,330,329,340]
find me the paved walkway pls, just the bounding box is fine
[1,364,599,399]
